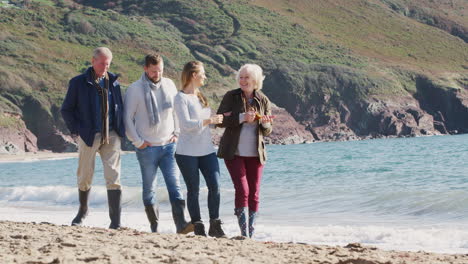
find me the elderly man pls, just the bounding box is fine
[61,47,125,229]
[124,54,192,234]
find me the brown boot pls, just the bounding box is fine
[171,200,194,234]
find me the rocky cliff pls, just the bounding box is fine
[0,94,77,154]
[211,104,315,146]
[263,64,468,141]
[3,65,467,153]
[0,112,37,153]
[0,102,312,154]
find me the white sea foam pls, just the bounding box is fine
[0,185,234,208]
[255,223,468,254]
[0,185,162,208]
[1,205,468,254]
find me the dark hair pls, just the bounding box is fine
[144,53,163,67]
[181,61,208,108]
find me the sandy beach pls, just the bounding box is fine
[1,221,467,264]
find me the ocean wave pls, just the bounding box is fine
[254,223,468,254]
[353,190,468,218]
[0,185,157,208]
[0,185,234,208]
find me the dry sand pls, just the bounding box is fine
[1,221,467,264]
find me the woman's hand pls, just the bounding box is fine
[210,114,224,125]
[244,110,256,123]
[261,114,274,124]
[204,114,224,126]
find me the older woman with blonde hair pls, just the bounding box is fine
[174,61,226,237]
[216,63,273,238]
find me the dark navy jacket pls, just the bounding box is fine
[61,67,125,147]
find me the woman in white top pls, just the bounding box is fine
[174,61,226,237]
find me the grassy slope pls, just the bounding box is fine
[222,1,366,67]
[77,0,366,72]
[0,4,196,82]
[0,0,466,126]
[251,0,467,75]
[0,1,210,115]
[0,0,368,112]
[380,0,468,30]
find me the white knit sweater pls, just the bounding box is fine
[173,92,216,156]
[124,76,179,148]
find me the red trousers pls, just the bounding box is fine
[225,156,264,212]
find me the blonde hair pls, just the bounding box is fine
[181,61,209,108]
[236,64,265,90]
[93,47,112,59]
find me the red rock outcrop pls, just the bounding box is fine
[210,104,314,146]
[264,64,468,142]
[0,113,38,154]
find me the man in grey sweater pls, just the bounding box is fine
[124,54,193,234]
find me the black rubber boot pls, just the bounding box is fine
[107,189,121,229]
[171,200,194,234]
[208,219,227,238]
[144,204,159,233]
[193,221,207,237]
[71,189,90,226]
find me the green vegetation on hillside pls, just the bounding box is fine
[252,0,467,74]
[0,114,24,129]
[379,0,467,42]
[0,0,466,148]
[0,0,196,116]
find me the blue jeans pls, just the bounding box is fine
[175,152,220,222]
[136,143,184,206]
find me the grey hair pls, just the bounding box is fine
[236,64,265,90]
[93,47,113,59]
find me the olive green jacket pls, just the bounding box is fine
[216,88,272,164]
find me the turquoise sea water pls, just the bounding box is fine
[1,134,468,253]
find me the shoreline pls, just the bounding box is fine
[0,134,457,163]
[0,151,79,163]
[1,220,468,264]
[0,151,136,163]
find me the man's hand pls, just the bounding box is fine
[71,134,80,142]
[138,141,151,149]
[169,135,178,143]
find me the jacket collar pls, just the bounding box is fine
[85,67,118,85]
[234,88,263,100]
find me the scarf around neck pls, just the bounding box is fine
[141,73,172,126]
[91,69,110,145]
